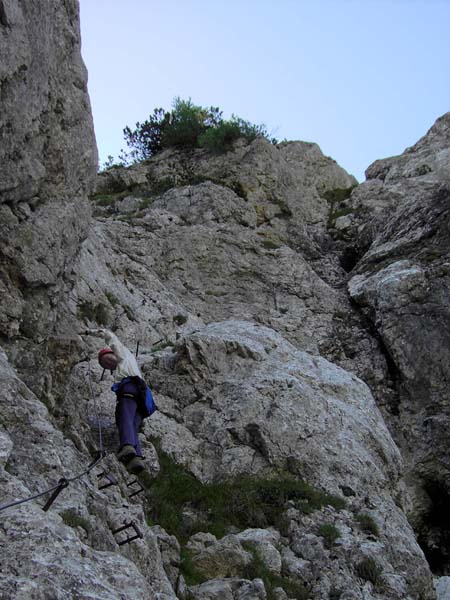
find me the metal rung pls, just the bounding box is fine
[42,478,69,512]
[97,471,119,490]
[112,521,143,545]
[127,478,145,498]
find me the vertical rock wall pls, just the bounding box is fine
[0,0,97,203]
[0,0,97,390]
[342,113,450,575]
[0,0,447,596]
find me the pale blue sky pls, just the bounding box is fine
[79,0,450,181]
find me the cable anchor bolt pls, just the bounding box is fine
[42,477,69,512]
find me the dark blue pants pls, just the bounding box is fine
[115,391,143,457]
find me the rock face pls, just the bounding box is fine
[0,348,175,600]
[344,114,450,573]
[147,320,401,494]
[142,321,432,598]
[1,1,449,598]
[0,0,97,203]
[93,142,388,401]
[0,0,97,377]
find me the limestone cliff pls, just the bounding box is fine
[1,2,449,600]
[0,0,97,372]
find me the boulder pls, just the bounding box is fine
[186,533,253,579]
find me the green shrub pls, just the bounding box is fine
[122,96,276,162]
[173,314,188,326]
[100,155,125,171]
[198,119,242,152]
[180,547,207,586]
[356,513,379,537]
[146,446,346,543]
[197,116,272,153]
[92,193,121,206]
[4,462,14,475]
[323,186,356,204]
[123,98,215,160]
[162,97,212,149]
[138,197,155,210]
[105,291,119,306]
[244,548,310,600]
[356,557,383,586]
[415,164,432,176]
[318,523,341,548]
[123,107,170,162]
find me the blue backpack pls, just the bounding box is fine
[112,376,157,419]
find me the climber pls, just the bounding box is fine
[86,328,156,475]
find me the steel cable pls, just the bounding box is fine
[0,356,106,514]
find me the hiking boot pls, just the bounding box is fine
[126,456,145,475]
[117,445,136,464]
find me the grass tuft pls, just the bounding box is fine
[180,547,208,586]
[244,548,310,600]
[146,446,345,544]
[356,513,379,537]
[318,523,341,548]
[356,556,383,587]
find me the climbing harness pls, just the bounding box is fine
[0,357,105,514]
